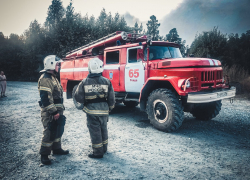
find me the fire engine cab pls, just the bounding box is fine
[60,31,236,132]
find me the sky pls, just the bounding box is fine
[0,0,249,46]
[159,0,250,46]
[0,0,182,36]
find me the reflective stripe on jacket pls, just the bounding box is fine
[74,73,115,116]
[38,72,64,115]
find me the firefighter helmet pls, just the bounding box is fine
[88,58,104,74]
[40,55,63,73]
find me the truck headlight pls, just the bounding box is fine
[184,80,191,88]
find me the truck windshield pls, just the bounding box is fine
[144,46,182,60]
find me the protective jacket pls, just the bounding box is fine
[74,73,115,115]
[38,72,64,115]
[38,72,65,155]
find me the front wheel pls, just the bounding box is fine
[146,88,184,132]
[190,100,222,121]
[72,85,83,110]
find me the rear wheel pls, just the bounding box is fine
[190,100,222,120]
[123,101,139,108]
[72,85,83,110]
[146,88,184,132]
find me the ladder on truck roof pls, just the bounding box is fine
[65,31,148,56]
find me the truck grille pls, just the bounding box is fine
[201,70,222,82]
[200,70,223,89]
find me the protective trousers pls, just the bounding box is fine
[87,114,108,156]
[39,110,63,155]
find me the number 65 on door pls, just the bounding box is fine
[129,69,139,78]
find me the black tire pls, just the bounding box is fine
[146,88,184,132]
[123,101,139,108]
[72,85,83,110]
[190,100,222,121]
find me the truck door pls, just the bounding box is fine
[125,46,145,92]
[103,50,120,91]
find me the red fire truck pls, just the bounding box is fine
[60,31,235,132]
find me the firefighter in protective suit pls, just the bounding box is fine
[74,58,115,158]
[38,55,69,165]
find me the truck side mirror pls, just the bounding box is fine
[147,40,152,46]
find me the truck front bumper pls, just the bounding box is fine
[187,87,236,103]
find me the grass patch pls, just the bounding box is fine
[223,65,250,96]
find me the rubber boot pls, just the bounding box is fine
[53,148,69,155]
[41,155,51,165]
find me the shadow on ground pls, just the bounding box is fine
[110,103,250,147]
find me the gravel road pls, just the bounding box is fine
[0,81,249,180]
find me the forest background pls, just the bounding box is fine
[0,0,249,93]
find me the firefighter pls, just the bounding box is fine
[38,55,69,165]
[74,58,115,158]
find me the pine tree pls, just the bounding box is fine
[0,32,5,43]
[106,12,113,33]
[165,28,186,56]
[57,0,83,55]
[88,15,97,41]
[139,23,143,34]
[134,22,139,33]
[45,0,65,30]
[146,15,160,40]
[165,28,181,43]
[1,33,24,80]
[190,27,227,59]
[118,16,131,32]
[96,8,108,38]
[22,20,46,80]
[65,0,75,21]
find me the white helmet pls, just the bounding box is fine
[40,55,63,73]
[88,58,104,74]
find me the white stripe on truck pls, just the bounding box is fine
[104,65,120,70]
[60,68,88,72]
[208,59,214,66]
[60,65,120,73]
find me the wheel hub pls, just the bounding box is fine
[156,110,160,116]
[153,100,168,123]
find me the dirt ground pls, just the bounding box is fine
[0,81,250,180]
